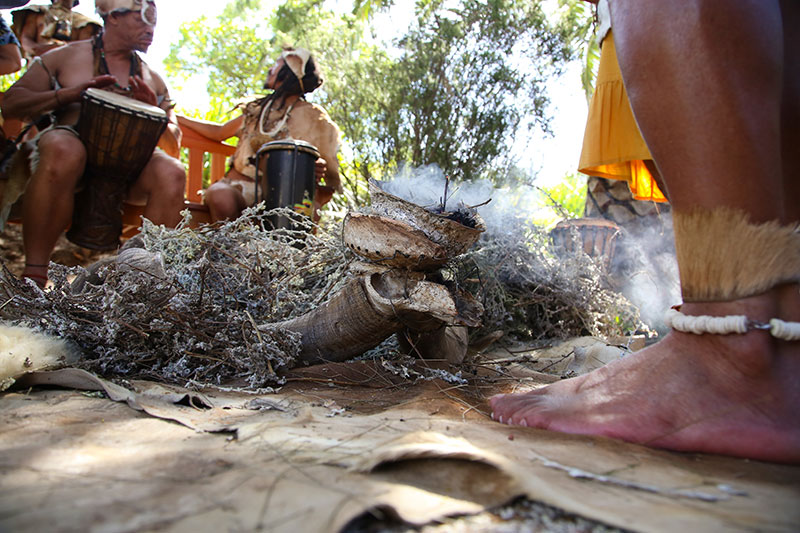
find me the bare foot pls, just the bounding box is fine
[21,264,49,289]
[490,288,800,463]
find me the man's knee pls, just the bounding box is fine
[147,154,186,201]
[160,159,187,199]
[34,131,86,179]
[204,183,243,219]
[204,182,234,203]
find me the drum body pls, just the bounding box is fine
[550,217,620,269]
[67,88,169,250]
[256,139,319,231]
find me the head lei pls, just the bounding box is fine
[95,0,156,26]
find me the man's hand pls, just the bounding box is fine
[55,74,116,106]
[314,157,327,183]
[129,75,158,106]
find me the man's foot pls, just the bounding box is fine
[490,291,800,463]
[21,264,49,289]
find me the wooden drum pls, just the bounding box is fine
[67,88,169,250]
[550,217,621,269]
[255,139,319,231]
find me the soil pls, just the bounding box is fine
[0,223,116,278]
[0,223,626,533]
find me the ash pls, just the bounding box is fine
[427,204,482,229]
[0,207,351,388]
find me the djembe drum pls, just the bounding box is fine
[66,88,169,250]
[255,139,319,231]
[550,217,621,269]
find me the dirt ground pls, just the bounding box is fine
[0,223,116,277]
[0,225,629,532]
[3,224,798,533]
[3,361,798,533]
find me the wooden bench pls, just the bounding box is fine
[127,125,337,231]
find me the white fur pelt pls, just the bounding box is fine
[0,324,76,391]
[673,207,800,302]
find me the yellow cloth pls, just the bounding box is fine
[578,31,667,203]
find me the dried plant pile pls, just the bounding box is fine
[453,227,641,342]
[0,206,642,388]
[0,208,351,387]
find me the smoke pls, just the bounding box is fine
[381,165,550,239]
[609,212,681,333]
[380,165,682,335]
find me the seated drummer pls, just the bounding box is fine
[178,47,341,223]
[11,0,102,61]
[0,0,185,287]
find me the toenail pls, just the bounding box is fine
[491,412,496,421]
[520,419,527,427]
[498,415,504,424]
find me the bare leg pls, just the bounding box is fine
[203,181,247,222]
[490,0,800,462]
[780,0,800,221]
[126,151,187,228]
[21,130,86,285]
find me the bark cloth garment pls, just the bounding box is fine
[578,3,667,203]
[217,97,341,207]
[11,4,101,61]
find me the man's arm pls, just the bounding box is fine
[158,108,182,159]
[18,12,61,59]
[0,42,22,75]
[129,74,182,158]
[1,55,114,121]
[0,15,22,75]
[315,112,341,192]
[177,114,244,142]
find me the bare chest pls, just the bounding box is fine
[55,59,96,89]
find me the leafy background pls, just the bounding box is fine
[161,0,598,219]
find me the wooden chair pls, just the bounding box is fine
[121,120,236,236]
[3,112,333,239]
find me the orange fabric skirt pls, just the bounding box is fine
[578,31,667,203]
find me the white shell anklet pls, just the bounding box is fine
[665,307,800,341]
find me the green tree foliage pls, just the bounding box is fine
[554,0,599,101]
[163,0,591,204]
[539,171,587,221]
[164,8,270,104]
[382,0,574,183]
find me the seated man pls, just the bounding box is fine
[0,0,185,286]
[178,47,341,223]
[11,0,101,61]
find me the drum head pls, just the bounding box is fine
[257,139,320,159]
[84,87,167,119]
